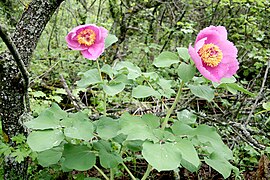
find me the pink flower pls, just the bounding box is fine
[66,24,108,60]
[188,26,239,82]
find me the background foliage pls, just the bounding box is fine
[0,0,269,179]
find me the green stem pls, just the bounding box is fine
[96,59,106,115]
[110,168,114,180]
[121,162,137,180]
[141,164,152,180]
[161,81,184,130]
[94,165,109,180]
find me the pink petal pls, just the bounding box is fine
[81,49,96,60]
[88,42,105,58]
[188,45,219,82]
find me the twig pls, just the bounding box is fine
[59,74,86,111]
[245,60,270,125]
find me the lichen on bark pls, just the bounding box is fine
[0,0,64,179]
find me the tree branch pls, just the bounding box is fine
[0,24,30,89]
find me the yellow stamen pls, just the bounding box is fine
[77,29,96,46]
[198,43,223,67]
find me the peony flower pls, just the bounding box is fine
[188,26,239,82]
[66,24,108,60]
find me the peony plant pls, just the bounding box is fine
[24,25,252,179]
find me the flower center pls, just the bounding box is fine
[77,29,96,46]
[198,43,223,67]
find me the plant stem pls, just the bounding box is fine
[121,162,137,180]
[110,168,114,180]
[96,59,107,115]
[161,80,184,130]
[94,165,109,180]
[141,164,152,180]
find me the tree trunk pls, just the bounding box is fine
[0,0,64,179]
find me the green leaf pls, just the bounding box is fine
[142,141,182,171]
[99,149,123,168]
[175,138,200,172]
[114,61,141,80]
[204,152,234,179]
[263,102,270,110]
[132,85,161,99]
[141,114,160,129]
[105,34,118,49]
[37,147,63,167]
[24,103,66,130]
[177,62,196,82]
[125,140,143,152]
[176,47,190,62]
[171,121,194,136]
[177,109,197,124]
[96,117,120,140]
[77,69,102,88]
[143,72,159,81]
[101,64,115,79]
[153,51,179,67]
[102,82,125,96]
[191,125,233,160]
[188,85,215,102]
[27,129,64,152]
[224,83,255,97]
[64,112,94,141]
[62,144,96,171]
[118,113,158,142]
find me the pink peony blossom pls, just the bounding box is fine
[66,24,108,60]
[188,26,239,82]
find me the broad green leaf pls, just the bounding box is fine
[93,140,112,152]
[125,140,143,152]
[64,112,94,141]
[153,51,179,67]
[188,85,215,102]
[77,69,102,88]
[101,64,115,79]
[24,103,67,130]
[224,83,255,97]
[118,113,158,142]
[171,121,194,136]
[175,138,200,172]
[132,85,161,99]
[177,63,196,82]
[176,47,190,62]
[27,129,64,152]
[205,152,234,179]
[142,141,182,171]
[62,144,96,171]
[142,72,159,81]
[191,125,233,160]
[96,117,120,140]
[152,129,176,142]
[212,76,236,88]
[99,149,123,168]
[37,147,63,167]
[177,109,197,124]
[102,82,125,96]
[141,114,160,129]
[114,61,141,80]
[105,34,118,49]
[157,78,175,98]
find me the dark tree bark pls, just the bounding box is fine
[0,0,64,179]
